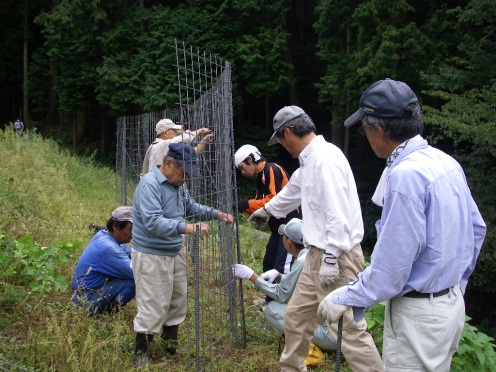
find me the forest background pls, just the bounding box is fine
[1,0,495,338]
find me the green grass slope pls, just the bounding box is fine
[1,126,494,371]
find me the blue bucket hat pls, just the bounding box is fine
[167,143,200,177]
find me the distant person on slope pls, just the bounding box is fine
[13,118,24,137]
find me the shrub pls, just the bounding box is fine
[0,234,80,292]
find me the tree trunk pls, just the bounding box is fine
[265,92,270,130]
[22,0,32,129]
[331,121,345,151]
[73,106,86,149]
[45,56,59,124]
[100,115,107,159]
[343,27,352,157]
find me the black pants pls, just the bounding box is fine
[263,232,288,274]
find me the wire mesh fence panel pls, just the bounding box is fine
[116,41,245,371]
[115,109,181,204]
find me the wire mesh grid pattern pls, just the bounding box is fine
[115,41,246,370]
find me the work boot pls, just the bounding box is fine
[304,342,325,368]
[161,325,179,355]
[134,333,153,367]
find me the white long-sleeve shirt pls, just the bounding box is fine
[265,135,364,256]
[141,131,197,175]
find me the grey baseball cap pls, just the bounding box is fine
[344,78,418,128]
[268,106,307,145]
[277,218,303,245]
[111,206,133,222]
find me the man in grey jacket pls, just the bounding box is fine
[132,143,233,366]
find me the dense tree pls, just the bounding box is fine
[420,0,496,327]
[314,1,465,146]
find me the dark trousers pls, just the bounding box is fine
[262,232,288,274]
[72,278,135,315]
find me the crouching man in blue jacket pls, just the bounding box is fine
[71,206,135,315]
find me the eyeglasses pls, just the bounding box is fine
[357,124,367,136]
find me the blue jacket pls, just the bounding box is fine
[71,230,133,291]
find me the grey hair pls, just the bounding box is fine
[162,155,182,168]
[277,114,317,140]
[363,103,424,142]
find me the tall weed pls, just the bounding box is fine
[0,127,117,244]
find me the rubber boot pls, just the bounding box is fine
[304,342,325,368]
[161,325,179,355]
[134,333,153,367]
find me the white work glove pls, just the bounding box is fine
[232,264,255,280]
[317,289,350,323]
[261,269,280,282]
[248,206,271,229]
[320,253,339,290]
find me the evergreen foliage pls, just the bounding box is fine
[420,1,496,327]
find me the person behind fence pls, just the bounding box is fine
[248,105,382,371]
[13,118,24,137]
[234,144,300,281]
[71,206,135,315]
[232,217,336,368]
[317,78,487,371]
[141,118,214,177]
[132,142,234,367]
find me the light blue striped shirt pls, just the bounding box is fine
[333,136,486,320]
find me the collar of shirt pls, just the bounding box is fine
[297,247,309,260]
[386,134,425,167]
[298,135,324,167]
[152,165,168,184]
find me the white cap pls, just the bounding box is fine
[234,144,261,167]
[155,119,182,135]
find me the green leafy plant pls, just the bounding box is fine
[451,316,496,372]
[1,234,80,292]
[365,302,385,330]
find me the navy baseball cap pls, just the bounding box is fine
[344,78,418,128]
[268,106,308,145]
[167,143,200,177]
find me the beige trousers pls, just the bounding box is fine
[383,285,465,371]
[132,249,188,334]
[280,246,382,372]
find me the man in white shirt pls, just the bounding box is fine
[141,118,213,177]
[249,106,382,371]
